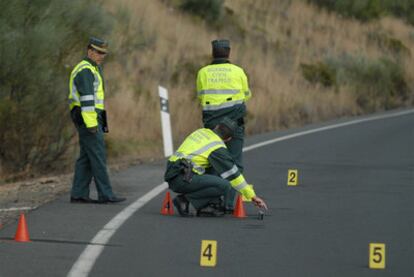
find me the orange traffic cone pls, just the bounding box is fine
[233,194,246,218]
[160,191,174,215]
[14,213,30,242]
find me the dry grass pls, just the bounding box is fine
[101,0,414,160]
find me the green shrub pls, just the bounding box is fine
[385,0,414,25]
[179,0,224,23]
[328,55,408,110]
[308,0,414,25]
[165,0,240,31]
[0,0,113,175]
[308,0,385,21]
[300,62,337,87]
[171,58,207,86]
[367,32,411,56]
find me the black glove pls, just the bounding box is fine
[101,110,109,133]
[70,106,84,128]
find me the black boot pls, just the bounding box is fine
[196,203,225,217]
[173,194,192,217]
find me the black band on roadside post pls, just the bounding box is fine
[160,97,169,113]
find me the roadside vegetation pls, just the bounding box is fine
[307,0,414,25]
[0,0,413,181]
[0,0,113,179]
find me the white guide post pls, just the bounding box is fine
[158,86,173,157]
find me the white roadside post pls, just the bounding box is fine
[158,86,173,157]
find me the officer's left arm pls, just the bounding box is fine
[208,148,256,201]
[74,69,98,129]
[241,69,252,101]
[196,69,204,103]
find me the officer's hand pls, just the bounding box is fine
[252,196,268,210]
[87,126,98,134]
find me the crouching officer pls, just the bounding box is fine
[68,37,125,204]
[164,118,267,217]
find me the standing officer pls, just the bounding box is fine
[164,118,267,217]
[196,39,252,211]
[68,37,126,204]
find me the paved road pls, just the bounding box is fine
[0,109,413,277]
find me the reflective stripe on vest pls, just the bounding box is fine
[169,129,226,174]
[197,89,239,96]
[231,175,248,190]
[220,165,238,179]
[80,95,94,101]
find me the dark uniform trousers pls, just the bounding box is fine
[225,126,244,171]
[71,124,115,201]
[223,124,244,209]
[168,173,231,210]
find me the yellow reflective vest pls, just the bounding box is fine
[196,63,251,111]
[169,128,256,200]
[68,60,105,128]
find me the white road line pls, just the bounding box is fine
[67,109,414,277]
[67,182,167,277]
[244,109,414,152]
[0,207,35,212]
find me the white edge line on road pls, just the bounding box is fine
[0,207,36,212]
[67,109,414,277]
[244,109,414,152]
[67,182,168,277]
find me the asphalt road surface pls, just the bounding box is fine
[0,109,413,277]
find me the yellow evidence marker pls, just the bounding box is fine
[287,169,298,186]
[369,243,386,269]
[200,240,217,267]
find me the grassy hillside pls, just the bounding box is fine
[1,0,413,179]
[102,0,414,160]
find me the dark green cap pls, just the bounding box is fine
[211,39,230,50]
[89,37,108,53]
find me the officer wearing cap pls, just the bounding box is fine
[196,39,252,212]
[68,37,126,204]
[164,118,267,217]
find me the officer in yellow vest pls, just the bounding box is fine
[68,37,125,204]
[164,118,267,217]
[196,39,252,211]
